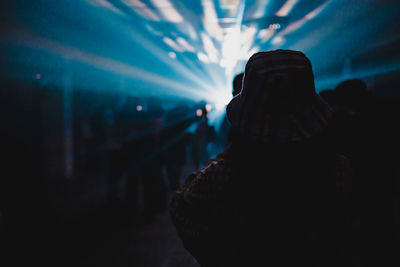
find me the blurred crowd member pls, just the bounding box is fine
[232,72,244,97]
[334,79,398,265]
[216,72,244,150]
[104,99,124,211]
[114,95,143,223]
[170,50,354,267]
[191,102,216,169]
[140,96,168,223]
[163,101,196,192]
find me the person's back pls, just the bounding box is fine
[171,139,351,266]
[170,50,354,266]
[227,133,350,266]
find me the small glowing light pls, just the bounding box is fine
[270,23,281,30]
[168,52,176,59]
[205,104,212,112]
[136,105,143,111]
[35,73,41,80]
[271,36,285,45]
[196,109,203,117]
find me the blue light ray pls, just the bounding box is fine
[3,29,210,101]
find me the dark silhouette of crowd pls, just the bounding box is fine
[87,94,215,224]
[0,78,218,265]
[319,79,400,266]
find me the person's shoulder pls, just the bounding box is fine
[178,152,233,196]
[196,153,232,182]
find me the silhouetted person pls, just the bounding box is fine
[170,50,354,267]
[216,72,244,150]
[191,102,216,169]
[232,72,244,97]
[335,79,372,115]
[115,95,142,223]
[163,101,196,192]
[334,78,397,266]
[226,72,244,144]
[140,96,168,223]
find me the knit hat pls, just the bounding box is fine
[226,49,334,143]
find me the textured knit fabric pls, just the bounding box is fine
[226,49,334,143]
[170,144,353,267]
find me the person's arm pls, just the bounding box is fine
[169,158,233,266]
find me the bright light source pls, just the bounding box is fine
[196,109,203,117]
[136,105,143,111]
[215,102,226,110]
[205,103,212,112]
[221,27,241,74]
[168,52,176,59]
[209,89,232,111]
[35,73,41,80]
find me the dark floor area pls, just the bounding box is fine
[2,196,200,267]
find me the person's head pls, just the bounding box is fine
[226,49,334,144]
[335,79,371,111]
[232,72,244,97]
